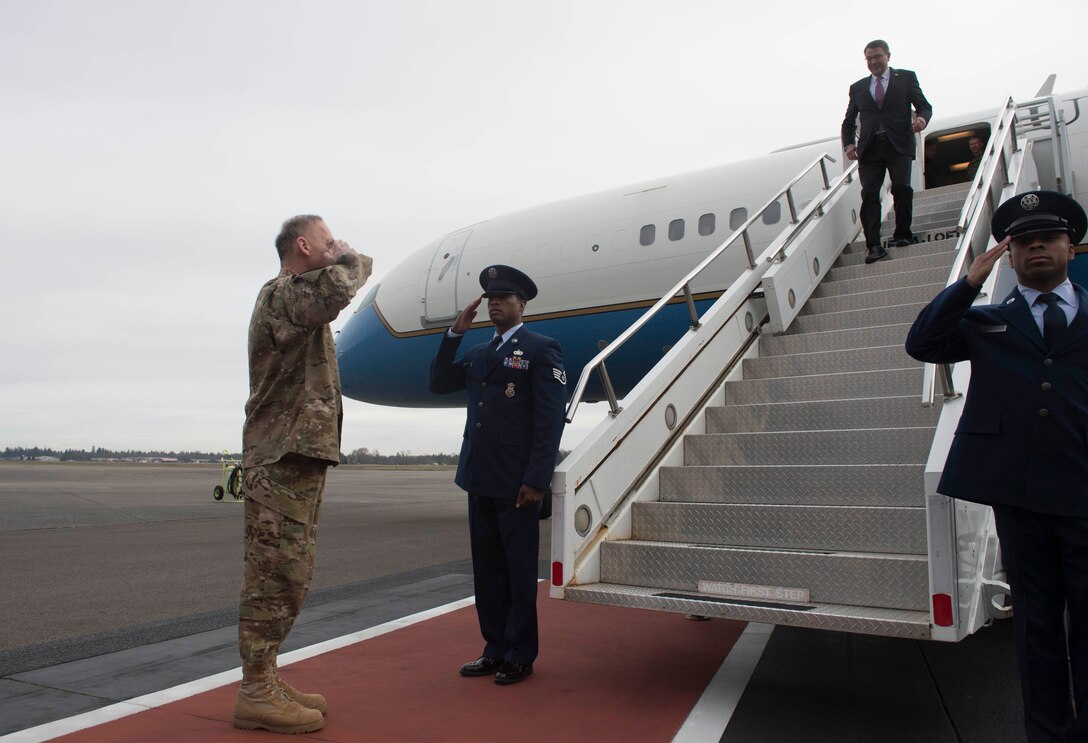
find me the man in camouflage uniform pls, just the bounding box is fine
[234,215,372,734]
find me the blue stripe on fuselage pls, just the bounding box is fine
[336,300,715,408]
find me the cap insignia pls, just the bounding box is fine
[488,267,498,278]
[1021,194,1040,211]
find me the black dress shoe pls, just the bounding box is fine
[494,661,533,685]
[892,235,914,248]
[864,246,889,264]
[459,656,502,677]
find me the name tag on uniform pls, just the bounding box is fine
[504,356,529,370]
[979,325,1007,333]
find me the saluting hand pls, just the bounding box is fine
[451,296,483,334]
[966,237,1011,288]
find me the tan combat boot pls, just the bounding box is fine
[233,663,324,734]
[274,668,328,714]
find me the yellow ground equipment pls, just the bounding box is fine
[213,452,244,501]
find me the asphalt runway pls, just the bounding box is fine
[0,462,539,656]
[2,462,1028,742]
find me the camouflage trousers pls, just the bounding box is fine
[238,454,327,669]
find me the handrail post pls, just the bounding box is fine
[786,188,799,224]
[938,363,960,401]
[682,284,701,330]
[742,230,755,269]
[597,360,622,416]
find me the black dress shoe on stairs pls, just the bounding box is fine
[459,656,502,677]
[864,245,889,264]
[494,661,533,685]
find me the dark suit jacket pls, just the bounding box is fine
[429,326,567,498]
[905,278,1088,517]
[841,68,932,160]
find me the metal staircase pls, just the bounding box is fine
[561,185,969,639]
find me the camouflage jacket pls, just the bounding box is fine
[242,251,371,470]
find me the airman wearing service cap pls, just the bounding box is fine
[429,263,566,686]
[906,189,1088,741]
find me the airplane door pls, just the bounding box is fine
[424,230,471,323]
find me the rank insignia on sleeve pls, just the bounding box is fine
[552,368,566,385]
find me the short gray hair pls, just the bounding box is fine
[275,215,323,260]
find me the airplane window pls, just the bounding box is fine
[699,213,715,236]
[640,224,655,246]
[669,219,685,241]
[729,208,747,230]
[763,201,781,225]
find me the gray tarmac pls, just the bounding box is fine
[0,462,1026,742]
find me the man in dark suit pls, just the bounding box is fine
[906,191,1088,742]
[430,265,567,685]
[841,39,933,264]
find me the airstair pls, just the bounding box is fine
[551,95,1072,640]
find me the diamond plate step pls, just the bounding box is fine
[914,182,972,202]
[684,427,933,465]
[812,266,952,298]
[562,584,932,639]
[742,344,920,378]
[659,464,926,507]
[759,323,913,356]
[785,303,927,333]
[825,251,956,282]
[598,541,929,610]
[834,237,957,267]
[707,396,940,432]
[798,283,945,316]
[632,502,927,554]
[879,211,961,237]
[724,367,922,404]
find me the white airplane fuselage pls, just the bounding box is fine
[337,86,1088,407]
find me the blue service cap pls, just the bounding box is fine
[991,190,1087,244]
[479,264,538,300]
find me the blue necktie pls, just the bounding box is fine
[487,336,503,363]
[1036,293,1067,350]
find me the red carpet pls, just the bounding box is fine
[55,585,745,742]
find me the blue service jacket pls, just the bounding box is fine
[905,277,1088,516]
[429,327,567,497]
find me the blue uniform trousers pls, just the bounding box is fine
[993,504,1088,742]
[468,492,540,665]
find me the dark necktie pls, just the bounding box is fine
[1036,293,1067,350]
[874,75,885,108]
[487,335,503,362]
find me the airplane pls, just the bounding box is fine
[335,80,1088,409]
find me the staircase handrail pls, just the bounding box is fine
[565,153,857,422]
[923,97,1031,406]
[955,97,1019,233]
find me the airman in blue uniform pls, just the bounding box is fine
[907,191,1088,742]
[429,265,566,685]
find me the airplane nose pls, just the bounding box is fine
[335,301,461,408]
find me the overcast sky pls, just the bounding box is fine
[2,0,1084,456]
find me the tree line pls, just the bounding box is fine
[2,446,458,465]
